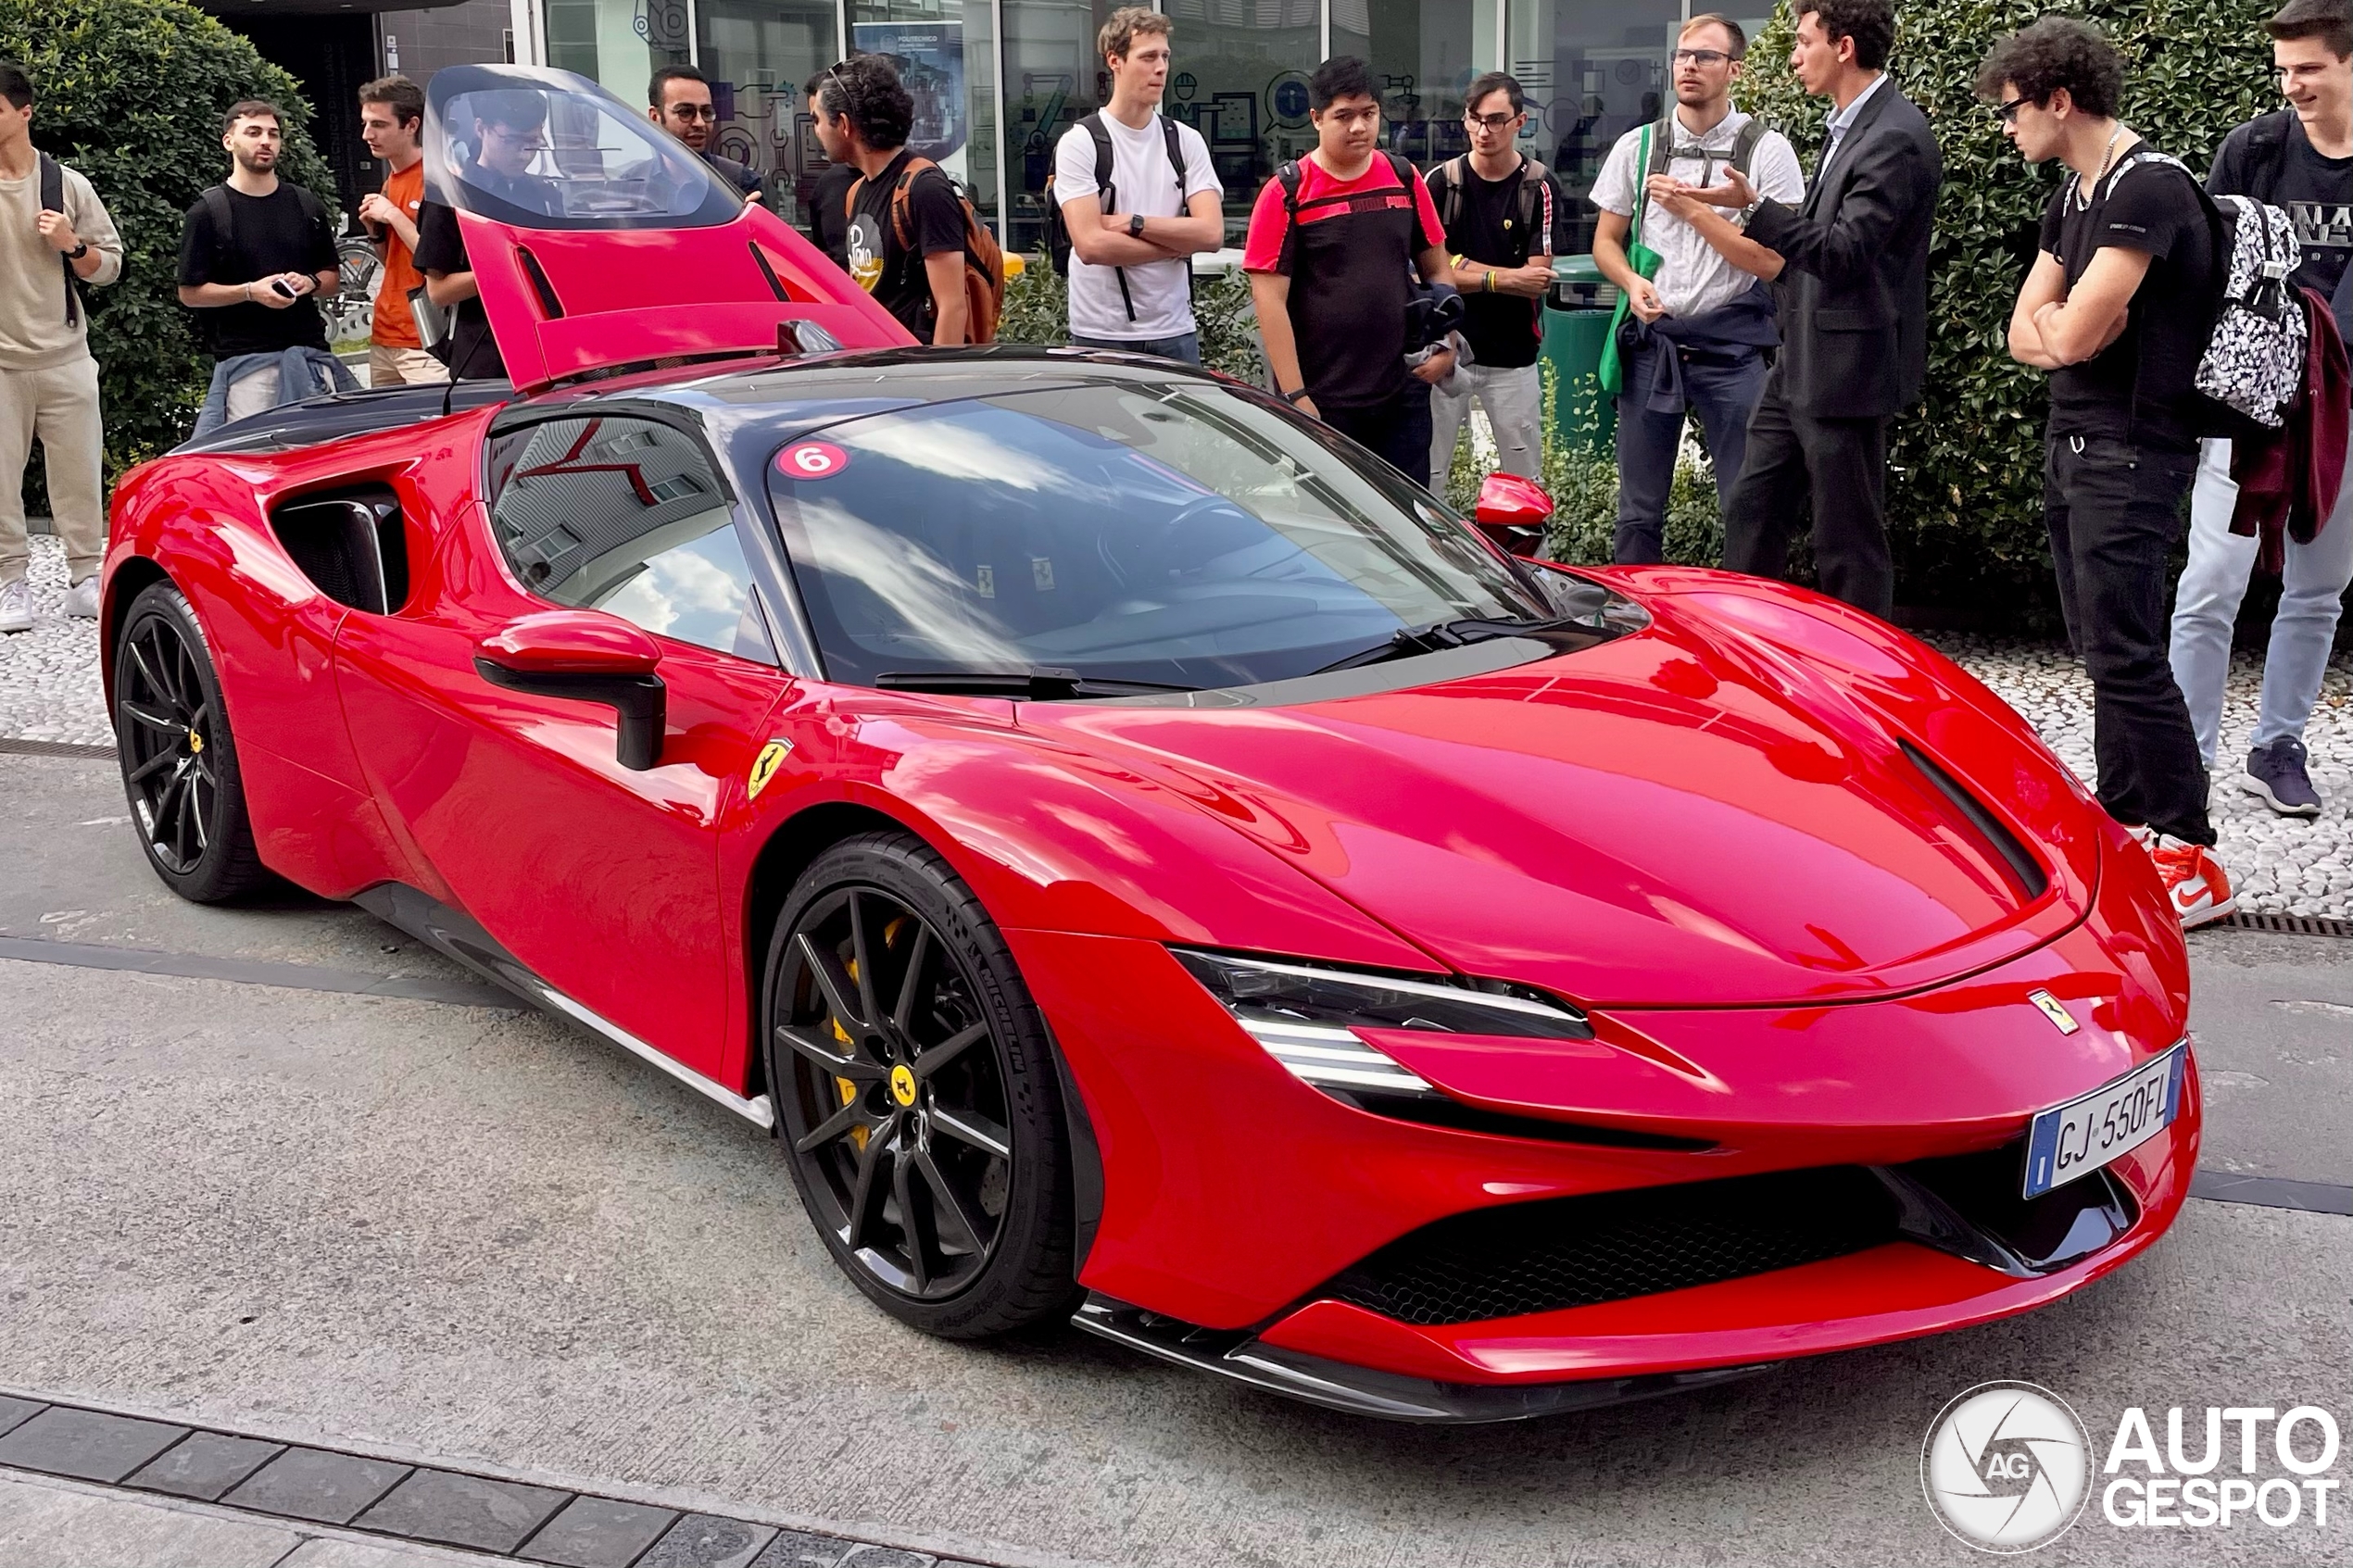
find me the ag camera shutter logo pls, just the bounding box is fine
[1922,1382,2093,1552]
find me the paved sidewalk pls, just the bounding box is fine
[0,1466,510,1568]
[8,534,2353,913]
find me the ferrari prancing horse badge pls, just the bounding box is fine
[748,738,793,799]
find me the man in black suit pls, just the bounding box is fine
[1651,0,1941,619]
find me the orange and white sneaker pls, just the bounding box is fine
[2147,838,2236,929]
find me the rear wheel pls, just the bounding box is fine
[114,582,271,902]
[762,832,1077,1338]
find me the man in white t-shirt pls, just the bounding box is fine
[1054,6,1223,362]
[1591,13,1803,564]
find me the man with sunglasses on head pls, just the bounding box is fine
[1590,17,1801,562]
[651,66,763,204]
[1421,73,1571,489]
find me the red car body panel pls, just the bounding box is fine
[100,76,2198,1413]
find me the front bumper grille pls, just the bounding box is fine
[1327,1166,1899,1326]
[1319,1148,2139,1327]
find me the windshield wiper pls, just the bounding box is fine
[1313,613,1595,675]
[875,668,1202,699]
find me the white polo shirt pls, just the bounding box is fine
[1589,107,1806,320]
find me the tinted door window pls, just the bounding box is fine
[489,413,771,660]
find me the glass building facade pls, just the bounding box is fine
[525,0,1753,253]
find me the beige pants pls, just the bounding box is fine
[0,356,105,586]
[370,343,447,387]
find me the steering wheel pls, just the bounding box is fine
[1099,493,1259,590]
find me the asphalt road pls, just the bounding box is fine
[2,749,2348,1567]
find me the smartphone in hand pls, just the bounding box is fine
[270,277,299,300]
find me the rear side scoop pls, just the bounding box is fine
[463,204,914,390]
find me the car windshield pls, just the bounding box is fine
[760,378,1561,692]
[423,65,742,232]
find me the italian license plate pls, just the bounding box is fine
[2022,1043,2188,1198]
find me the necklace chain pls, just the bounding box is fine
[2077,123,2127,209]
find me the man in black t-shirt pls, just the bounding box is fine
[412,90,561,381]
[816,56,971,344]
[1422,72,1570,491]
[2170,0,2353,822]
[178,100,346,434]
[802,73,857,269]
[1986,17,2234,926]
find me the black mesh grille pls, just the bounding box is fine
[1324,1166,1901,1326]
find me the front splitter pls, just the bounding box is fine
[1070,1293,1777,1424]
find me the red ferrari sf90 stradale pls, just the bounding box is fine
[101,65,2197,1423]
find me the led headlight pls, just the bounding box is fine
[1171,948,1592,1098]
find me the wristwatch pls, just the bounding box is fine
[1282,387,1312,405]
[1127,212,1147,239]
[66,242,87,259]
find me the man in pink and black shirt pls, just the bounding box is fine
[1244,56,1456,486]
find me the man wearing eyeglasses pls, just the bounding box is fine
[412,91,560,380]
[650,67,763,204]
[1420,73,1571,489]
[1589,17,1801,563]
[1648,0,1940,620]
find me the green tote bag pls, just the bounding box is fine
[1596,120,1664,397]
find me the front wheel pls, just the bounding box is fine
[762,832,1078,1338]
[114,582,271,902]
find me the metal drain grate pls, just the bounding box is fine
[0,737,114,759]
[2224,910,2353,939]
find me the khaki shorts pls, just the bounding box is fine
[370,343,448,387]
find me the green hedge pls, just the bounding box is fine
[999,251,1267,383]
[6,0,336,502]
[1734,0,2276,622]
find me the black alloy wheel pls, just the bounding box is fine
[114,582,270,902]
[765,833,1078,1338]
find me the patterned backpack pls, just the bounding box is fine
[2089,148,2306,433]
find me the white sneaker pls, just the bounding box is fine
[62,574,98,619]
[0,575,31,633]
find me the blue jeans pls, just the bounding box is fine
[2168,433,2353,767]
[191,345,359,440]
[1613,337,1767,565]
[1071,331,1202,365]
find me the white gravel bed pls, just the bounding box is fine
[1932,633,2353,920]
[0,534,107,746]
[6,532,2348,914]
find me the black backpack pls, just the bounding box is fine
[1430,153,1556,258]
[1045,111,1189,322]
[1272,149,1423,272]
[200,182,337,288]
[37,153,98,327]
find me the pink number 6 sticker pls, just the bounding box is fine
[777,441,849,479]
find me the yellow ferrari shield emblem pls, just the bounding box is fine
[2027,989,2079,1035]
[747,738,793,800]
[889,1063,918,1107]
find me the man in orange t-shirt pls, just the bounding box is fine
[358,75,444,385]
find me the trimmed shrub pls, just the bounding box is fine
[6,0,338,500]
[1734,0,2276,624]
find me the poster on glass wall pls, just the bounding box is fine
[851,22,967,165]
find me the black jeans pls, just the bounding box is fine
[1321,381,1435,490]
[2045,431,2213,845]
[1720,377,1894,619]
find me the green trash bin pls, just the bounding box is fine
[1541,255,1619,458]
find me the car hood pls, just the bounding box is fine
[1024,588,2095,1009]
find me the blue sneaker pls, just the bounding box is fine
[2243,737,2323,818]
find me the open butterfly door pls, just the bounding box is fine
[423,64,913,392]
